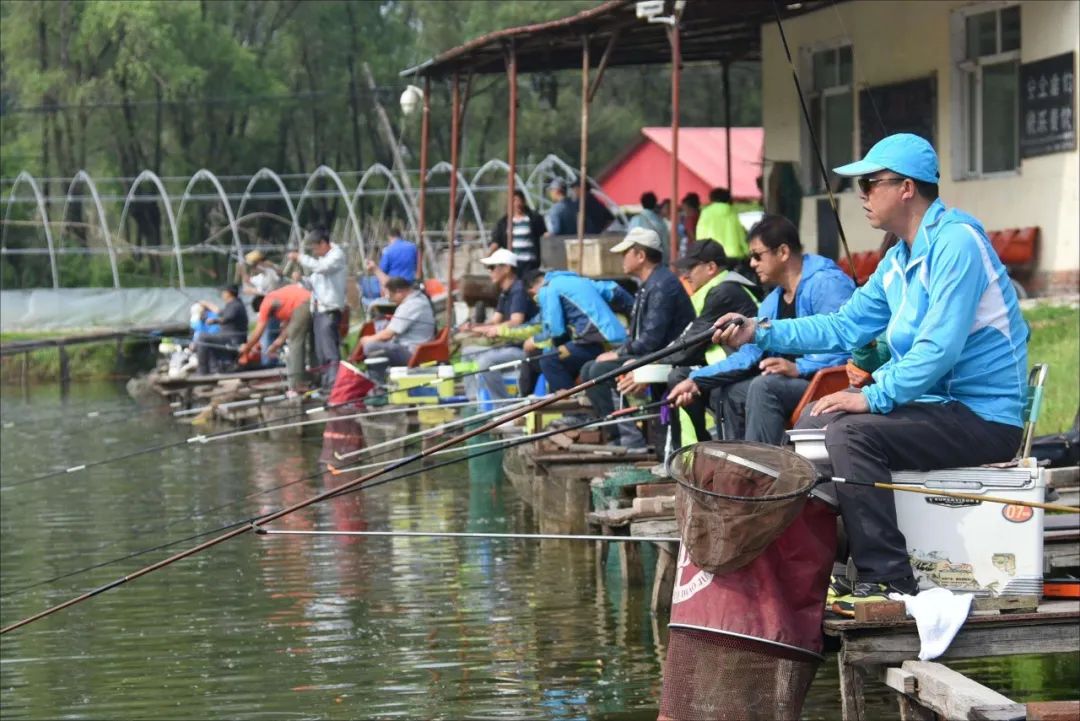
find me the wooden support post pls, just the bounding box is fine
[58,342,70,395]
[505,41,518,245]
[416,77,430,280]
[446,71,461,331]
[838,648,869,721]
[617,528,644,588]
[668,23,682,262]
[576,36,590,270]
[650,541,677,616]
[723,60,733,193]
[21,350,29,389]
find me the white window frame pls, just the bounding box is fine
[801,40,856,194]
[950,2,1022,180]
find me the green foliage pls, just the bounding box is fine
[1023,303,1079,434]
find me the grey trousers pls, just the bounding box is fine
[313,310,341,393]
[363,339,413,384]
[461,345,527,401]
[284,303,312,391]
[796,400,1023,583]
[708,373,809,444]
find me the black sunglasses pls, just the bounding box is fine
[857,176,906,195]
[748,248,775,262]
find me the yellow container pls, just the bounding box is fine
[524,409,564,434]
[388,368,456,405]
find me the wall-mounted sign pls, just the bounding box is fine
[1020,51,1076,158]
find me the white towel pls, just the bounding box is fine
[889,587,973,660]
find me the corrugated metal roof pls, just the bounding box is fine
[401,0,838,79]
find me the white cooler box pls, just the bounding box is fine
[891,463,1044,597]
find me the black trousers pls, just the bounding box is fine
[666,366,713,445]
[796,401,1022,583]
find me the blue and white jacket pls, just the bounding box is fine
[533,270,632,347]
[756,200,1028,427]
[690,253,854,387]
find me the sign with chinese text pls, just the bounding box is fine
[1020,51,1076,158]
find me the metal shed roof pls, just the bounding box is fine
[401,0,837,79]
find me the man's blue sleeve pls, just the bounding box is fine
[756,263,891,369]
[591,280,635,315]
[793,271,857,377]
[532,287,565,343]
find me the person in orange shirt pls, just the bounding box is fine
[240,283,312,393]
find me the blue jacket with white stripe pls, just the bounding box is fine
[755,199,1029,427]
[533,270,632,347]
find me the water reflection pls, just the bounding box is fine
[1,384,1077,720]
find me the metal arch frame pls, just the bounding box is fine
[523,154,627,226]
[293,165,366,266]
[59,170,120,288]
[425,161,487,241]
[236,168,302,250]
[175,170,244,269]
[1,171,60,288]
[116,171,185,288]
[469,159,533,207]
[350,163,419,239]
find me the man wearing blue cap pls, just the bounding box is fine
[713,133,1029,615]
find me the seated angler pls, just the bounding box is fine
[580,227,695,449]
[459,248,539,402]
[197,285,248,373]
[655,239,761,446]
[521,268,632,392]
[668,215,854,445]
[358,276,436,384]
[713,133,1029,613]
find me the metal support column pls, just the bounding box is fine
[723,60,733,194]
[506,42,518,249]
[416,77,431,279]
[446,71,461,330]
[668,24,681,263]
[576,37,590,272]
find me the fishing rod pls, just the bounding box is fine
[0,324,718,634]
[257,529,678,543]
[771,0,857,281]
[0,402,663,600]
[1,353,554,489]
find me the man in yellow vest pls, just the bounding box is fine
[695,187,749,262]
[664,240,759,445]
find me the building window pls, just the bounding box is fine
[955,5,1021,177]
[806,44,854,193]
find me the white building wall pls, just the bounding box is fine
[761,0,1079,288]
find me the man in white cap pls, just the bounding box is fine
[459,248,539,402]
[579,227,695,448]
[713,133,1029,614]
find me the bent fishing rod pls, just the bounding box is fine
[0,401,665,602]
[0,325,717,634]
[1,352,555,489]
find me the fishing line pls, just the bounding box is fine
[1,352,556,489]
[0,404,662,599]
[257,529,679,543]
[0,325,714,633]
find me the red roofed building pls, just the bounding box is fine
[598,127,764,206]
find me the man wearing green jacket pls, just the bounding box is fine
[695,187,749,262]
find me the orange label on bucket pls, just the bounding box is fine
[1001,504,1033,523]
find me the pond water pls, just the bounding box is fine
[1,383,1076,720]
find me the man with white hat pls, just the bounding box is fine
[459,248,539,402]
[713,133,1029,614]
[579,227,695,449]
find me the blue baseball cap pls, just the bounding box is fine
[833,133,940,184]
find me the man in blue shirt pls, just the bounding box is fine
[366,226,418,289]
[522,268,632,391]
[713,134,1029,614]
[544,178,578,237]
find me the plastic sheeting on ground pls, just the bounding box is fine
[1,287,222,332]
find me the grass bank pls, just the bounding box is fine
[0,333,159,385]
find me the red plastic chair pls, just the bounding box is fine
[788,365,849,426]
[346,321,378,362]
[407,327,450,367]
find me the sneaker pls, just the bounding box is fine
[825,574,854,608]
[831,576,918,617]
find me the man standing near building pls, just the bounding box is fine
[580,227,695,448]
[239,283,313,395]
[366,226,418,288]
[696,187,749,263]
[544,178,578,237]
[712,134,1030,613]
[289,227,346,395]
[668,215,853,444]
[627,192,670,265]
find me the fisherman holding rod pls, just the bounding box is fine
[708,133,1031,616]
